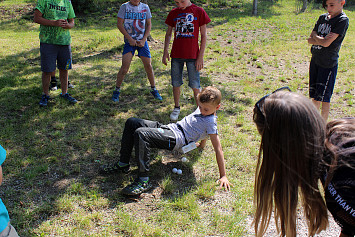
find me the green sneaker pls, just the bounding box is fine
[99,162,130,175]
[121,178,152,196]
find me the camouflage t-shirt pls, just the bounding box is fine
[36,0,75,45]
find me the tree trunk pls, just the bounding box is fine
[252,0,258,15]
[300,0,307,12]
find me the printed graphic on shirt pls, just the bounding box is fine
[124,9,148,40]
[175,13,196,38]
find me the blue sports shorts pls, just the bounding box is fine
[123,41,151,58]
[171,58,200,89]
[40,43,72,72]
[309,59,338,103]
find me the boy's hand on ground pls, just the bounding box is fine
[217,176,231,191]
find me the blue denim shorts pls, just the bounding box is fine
[123,41,151,58]
[40,43,72,72]
[309,59,338,103]
[171,58,200,88]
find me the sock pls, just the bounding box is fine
[118,161,128,167]
[115,87,120,91]
[139,177,149,182]
[175,106,180,109]
[51,76,56,82]
[151,86,156,90]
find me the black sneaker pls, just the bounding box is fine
[121,178,152,196]
[39,94,50,107]
[49,78,58,91]
[60,93,78,104]
[99,163,130,175]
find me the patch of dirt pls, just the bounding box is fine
[0,3,34,21]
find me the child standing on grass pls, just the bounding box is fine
[307,0,349,121]
[112,0,162,103]
[100,86,231,196]
[162,0,210,121]
[0,145,19,237]
[34,0,78,107]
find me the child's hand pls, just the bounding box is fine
[217,176,231,191]
[162,52,170,65]
[54,19,67,28]
[195,57,204,71]
[128,38,137,47]
[136,40,144,47]
[196,139,206,149]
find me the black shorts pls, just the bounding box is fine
[309,59,338,103]
[40,43,72,72]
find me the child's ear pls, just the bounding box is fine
[341,0,346,6]
[216,104,221,110]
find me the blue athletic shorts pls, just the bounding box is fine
[123,41,151,58]
[309,59,338,103]
[171,58,200,89]
[40,43,72,72]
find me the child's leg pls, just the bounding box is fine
[186,59,201,105]
[116,52,134,88]
[321,102,330,121]
[140,56,155,87]
[42,72,52,95]
[137,41,155,87]
[171,58,184,108]
[119,118,163,164]
[58,69,68,94]
[133,126,176,177]
[312,99,321,109]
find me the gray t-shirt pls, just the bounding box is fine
[168,108,218,150]
[117,2,152,41]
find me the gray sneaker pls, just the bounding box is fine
[170,107,180,121]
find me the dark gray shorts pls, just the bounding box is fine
[40,43,72,72]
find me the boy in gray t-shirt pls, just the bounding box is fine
[112,0,162,103]
[100,86,231,196]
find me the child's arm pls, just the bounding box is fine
[195,24,207,71]
[34,9,71,28]
[307,30,339,47]
[162,26,173,66]
[117,17,136,47]
[137,18,152,47]
[209,134,231,191]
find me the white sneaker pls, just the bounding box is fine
[170,107,180,121]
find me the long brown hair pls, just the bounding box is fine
[253,91,329,236]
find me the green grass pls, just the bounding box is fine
[0,0,354,236]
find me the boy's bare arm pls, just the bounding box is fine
[137,18,152,47]
[117,17,136,46]
[162,26,173,65]
[307,30,339,47]
[34,9,70,28]
[195,24,207,71]
[209,134,231,191]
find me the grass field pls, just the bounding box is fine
[0,0,354,236]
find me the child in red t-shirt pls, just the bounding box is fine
[162,0,211,121]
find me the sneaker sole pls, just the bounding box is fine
[121,184,152,196]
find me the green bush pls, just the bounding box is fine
[71,0,100,14]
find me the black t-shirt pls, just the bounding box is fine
[322,138,355,235]
[311,12,349,68]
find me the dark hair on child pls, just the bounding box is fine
[253,91,329,237]
[197,86,222,105]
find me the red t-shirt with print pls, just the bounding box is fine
[165,4,211,59]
